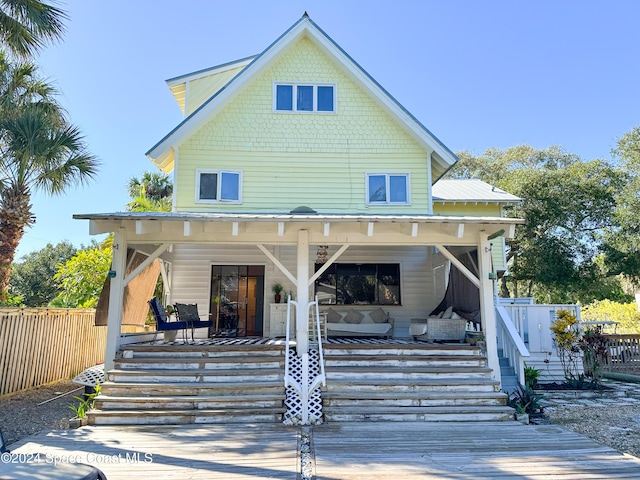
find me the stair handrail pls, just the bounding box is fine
[309,295,326,390]
[284,297,300,397]
[496,304,530,387]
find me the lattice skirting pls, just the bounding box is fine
[283,348,323,425]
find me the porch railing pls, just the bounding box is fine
[284,296,326,424]
[495,305,530,387]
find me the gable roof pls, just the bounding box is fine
[432,179,521,204]
[146,14,459,178]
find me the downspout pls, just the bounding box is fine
[427,148,433,215]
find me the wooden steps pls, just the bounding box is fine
[322,343,514,422]
[89,344,287,425]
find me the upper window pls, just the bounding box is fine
[196,169,241,204]
[366,173,410,205]
[275,83,335,113]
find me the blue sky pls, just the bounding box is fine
[15,0,640,258]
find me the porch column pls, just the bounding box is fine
[296,229,310,355]
[478,232,501,383]
[104,228,127,372]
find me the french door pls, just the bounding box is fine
[209,265,265,337]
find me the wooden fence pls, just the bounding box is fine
[0,308,107,396]
[602,334,640,374]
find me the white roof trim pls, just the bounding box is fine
[165,56,257,88]
[74,211,524,225]
[146,15,458,170]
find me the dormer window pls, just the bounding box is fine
[274,83,335,113]
[196,169,242,204]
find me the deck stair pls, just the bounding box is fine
[322,343,514,422]
[89,343,287,425]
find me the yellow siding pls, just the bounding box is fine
[175,38,427,213]
[433,203,504,217]
[186,66,246,116]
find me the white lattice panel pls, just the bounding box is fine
[283,348,324,425]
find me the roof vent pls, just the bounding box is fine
[289,206,317,214]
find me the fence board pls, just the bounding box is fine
[0,308,107,396]
[603,334,640,374]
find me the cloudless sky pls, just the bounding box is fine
[15,0,640,258]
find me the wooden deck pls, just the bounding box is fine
[312,422,640,479]
[7,421,640,479]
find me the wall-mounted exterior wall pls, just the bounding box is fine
[169,244,448,338]
[175,38,429,214]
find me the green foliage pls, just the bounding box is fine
[51,244,111,308]
[578,326,608,386]
[0,0,68,59]
[126,171,172,212]
[0,291,22,306]
[69,383,101,419]
[8,241,76,306]
[449,145,626,304]
[581,300,640,334]
[524,363,541,389]
[507,384,543,415]
[550,310,607,388]
[550,310,582,382]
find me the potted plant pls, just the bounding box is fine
[68,384,101,428]
[272,283,284,303]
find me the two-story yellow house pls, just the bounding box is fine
[76,14,523,425]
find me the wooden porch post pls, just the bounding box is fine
[478,232,501,383]
[296,229,310,355]
[104,228,127,372]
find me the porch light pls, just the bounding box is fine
[316,245,329,264]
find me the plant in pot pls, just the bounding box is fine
[272,283,284,303]
[68,383,101,428]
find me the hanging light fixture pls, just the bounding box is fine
[316,245,328,264]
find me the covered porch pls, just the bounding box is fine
[75,211,522,425]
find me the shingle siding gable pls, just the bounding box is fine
[175,38,429,213]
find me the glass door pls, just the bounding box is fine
[210,265,264,337]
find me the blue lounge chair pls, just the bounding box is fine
[148,298,212,342]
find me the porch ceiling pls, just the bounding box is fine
[74,212,523,246]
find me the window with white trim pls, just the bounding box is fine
[274,83,335,112]
[196,169,242,203]
[366,173,410,205]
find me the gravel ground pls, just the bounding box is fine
[2,380,639,463]
[543,404,640,458]
[0,379,81,447]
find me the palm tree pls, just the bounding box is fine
[126,171,173,212]
[0,0,67,58]
[0,52,98,300]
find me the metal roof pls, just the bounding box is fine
[73,211,523,225]
[432,179,521,203]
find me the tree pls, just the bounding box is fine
[448,145,625,303]
[0,53,99,301]
[0,0,67,58]
[8,240,76,306]
[51,242,111,308]
[603,126,640,282]
[126,171,172,212]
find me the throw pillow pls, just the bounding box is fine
[451,312,462,320]
[326,308,341,323]
[344,309,364,324]
[369,307,388,323]
[443,306,454,319]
